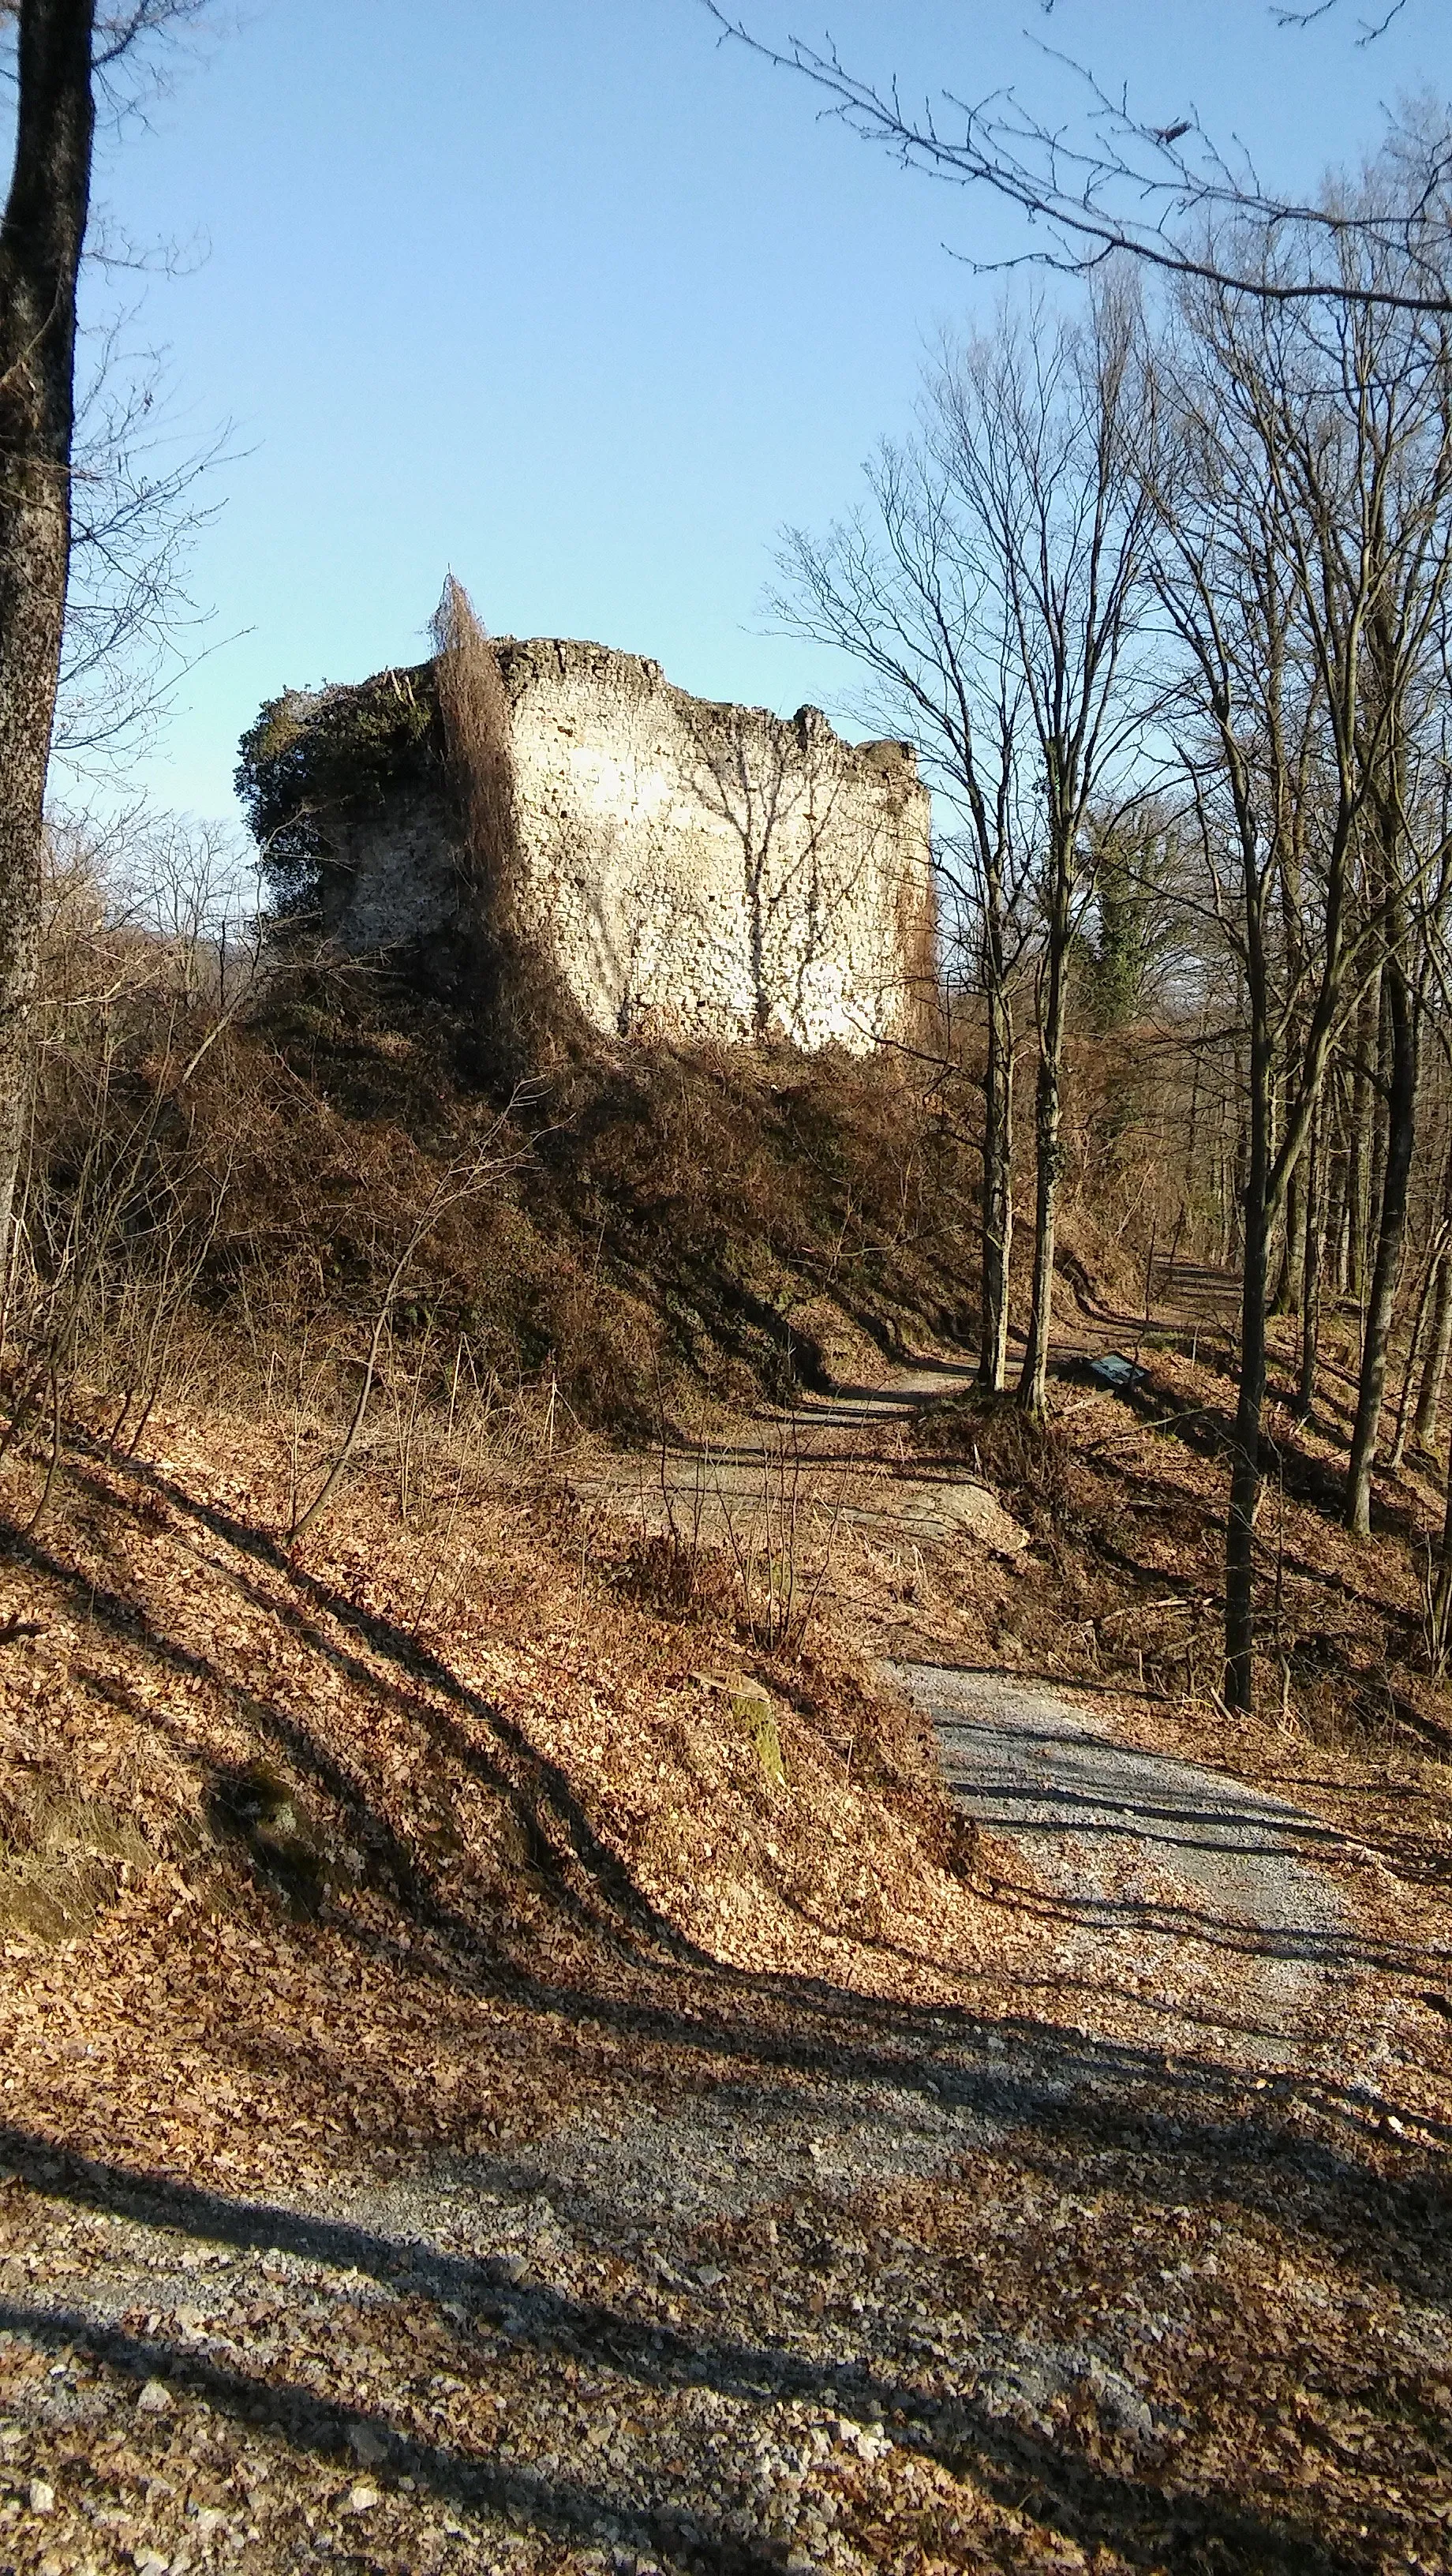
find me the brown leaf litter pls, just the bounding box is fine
[0,1384,1447,2575]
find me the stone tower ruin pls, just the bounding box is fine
[241,633,935,1054]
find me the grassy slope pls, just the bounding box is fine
[0,1392,997,2199]
[2,979,1009,2200]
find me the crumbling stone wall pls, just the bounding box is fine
[281,638,934,1054]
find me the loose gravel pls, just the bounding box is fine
[890,1662,1360,2066]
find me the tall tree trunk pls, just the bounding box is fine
[1364,971,1394,1335]
[1370,965,1394,1235]
[1229,1088,1250,1269]
[1390,1232,1440,1473]
[1416,1250,1452,1451]
[1181,1018,1204,1254]
[1345,967,1382,1306]
[1272,1164,1304,1314]
[1345,953,1416,1537]
[1226,1017,1272,1716]
[1431,1407,1452,1669]
[1322,1066,1350,1299]
[1297,1092,1322,1420]
[0,2,96,1271]
[979,943,1013,1392]
[1019,828,1073,1417]
[1216,1111,1233,1268]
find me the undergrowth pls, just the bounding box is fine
[912,1345,1452,1773]
[0,1777,157,1942]
[25,953,982,1454]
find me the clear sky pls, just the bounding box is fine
[69,0,1452,829]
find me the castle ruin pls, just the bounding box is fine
[242,634,935,1054]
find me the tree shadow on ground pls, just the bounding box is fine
[2,1446,1446,2182]
[2,1436,1449,2568]
[0,2128,1428,2574]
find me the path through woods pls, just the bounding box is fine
[2,1277,1450,2574]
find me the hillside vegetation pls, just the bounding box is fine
[2,874,1451,2574]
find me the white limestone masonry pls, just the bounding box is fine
[330,638,934,1053]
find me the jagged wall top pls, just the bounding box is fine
[241,635,934,1054]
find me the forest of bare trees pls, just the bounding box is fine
[4,1,1452,1739]
[777,135,1452,1713]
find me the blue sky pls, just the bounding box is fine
[69,0,1452,827]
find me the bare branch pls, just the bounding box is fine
[1270,0,1409,36]
[700,6,1452,314]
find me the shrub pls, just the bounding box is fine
[235,664,442,916]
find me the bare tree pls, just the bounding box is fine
[943,287,1152,1415]
[777,292,1150,1404]
[773,437,1035,1387]
[702,6,1452,316]
[57,322,227,772]
[1416,1224,1452,1445]
[0,0,208,1279]
[1150,178,1452,1702]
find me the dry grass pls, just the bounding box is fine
[10,812,994,1498]
[16,951,981,1462]
[429,576,520,912]
[0,1780,156,1942]
[0,1382,986,2196]
[427,578,585,1073]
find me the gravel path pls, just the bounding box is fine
[888,1663,1360,2069]
[3,1361,1449,2574]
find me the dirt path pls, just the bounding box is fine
[583,1322,1405,2092]
[4,1811,1445,2576]
[574,1249,1231,1558]
[572,1356,1030,1554]
[2,1325,1450,2574]
[890,1663,1369,2077]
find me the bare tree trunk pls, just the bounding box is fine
[979,968,1013,1390]
[1229,1086,1249,1268]
[1363,970,1394,1330]
[1321,1065,1350,1298]
[1226,1017,1272,1716]
[1390,1226,1442,1473]
[1019,825,1074,1417]
[0,2,96,1271]
[1345,953,1416,1537]
[1274,1160,1304,1315]
[1181,1016,1205,1252]
[1345,967,1382,1305]
[1416,1250,1452,1450]
[1296,1091,1322,1420]
[1214,1099,1232,1267]
[1431,1412,1452,1669]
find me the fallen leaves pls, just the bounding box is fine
[0,1389,1443,2573]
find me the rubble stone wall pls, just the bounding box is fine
[325,638,935,1052]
